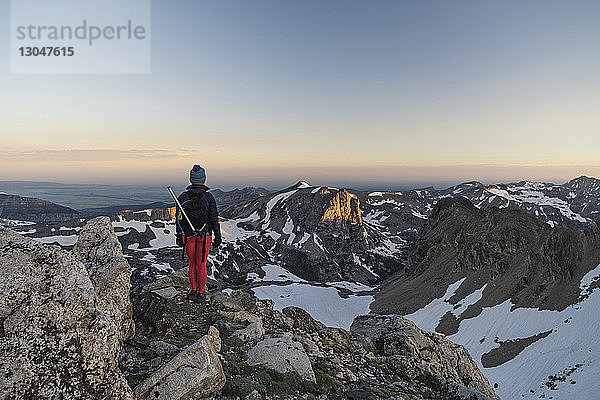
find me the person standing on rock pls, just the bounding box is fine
[175,165,222,302]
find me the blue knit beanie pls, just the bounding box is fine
[190,165,206,185]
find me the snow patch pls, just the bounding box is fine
[252,283,373,330]
[263,189,297,229]
[411,209,428,219]
[112,216,148,233]
[33,235,79,246]
[222,218,260,242]
[151,262,173,273]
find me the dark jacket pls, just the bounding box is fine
[176,184,221,238]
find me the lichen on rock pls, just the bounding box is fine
[0,221,134,400]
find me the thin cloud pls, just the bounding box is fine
[0,149,195,162]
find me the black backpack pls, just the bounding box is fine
[182,191,208,235]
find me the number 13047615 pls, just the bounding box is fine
[19,47,75,56]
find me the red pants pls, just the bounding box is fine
[185,235,211,293]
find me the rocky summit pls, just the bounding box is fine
[217,181,403,284]
[0,211,497,399]
[125,264,498,400]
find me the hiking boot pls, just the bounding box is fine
[196,291,209,303]
[186,290,197,301]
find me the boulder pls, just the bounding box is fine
[152,286,179,299]
[283,306,326,332]
[0,227,134,400]
[233,321,265,341]
[245,389,263,400]
[144,267,190,292]
[134,326,225,400]
[247,334,316,382]
[351,315,499,399]
[73,216,135,343]
[221,310,262,324]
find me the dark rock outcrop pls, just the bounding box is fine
[372,197,600,322]
[0,193,80,222]
[218,182,403,284]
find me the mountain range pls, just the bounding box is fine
[2,175,600,399]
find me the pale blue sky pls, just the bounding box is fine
[1,0,599,188]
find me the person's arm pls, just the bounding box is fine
[208,194,222,246]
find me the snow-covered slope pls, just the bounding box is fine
[247,264,374,330]
[405,264,600,399]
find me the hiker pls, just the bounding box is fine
[175,165,222,301]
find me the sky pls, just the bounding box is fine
[1,0,599,190]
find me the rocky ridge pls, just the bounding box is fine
[215,181,403,285]
[371,197,600,399]
[214,187,270,210]
[361,176,600,249]
[372,196,600,318]
[0,193,81,222]
[127,265,499,400]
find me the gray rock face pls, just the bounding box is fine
[133,326,225,400]
[0,226,134,400]
[373,197,600,319]
[152,286,179,299]
[233,321,265,341]
[74,216,135,345]
[247,334,316,382]
[350,314,499,400]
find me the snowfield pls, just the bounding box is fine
[405,264,600,400]
[248,265,374,330]
[33,234,79,246]
[252,282,373,330]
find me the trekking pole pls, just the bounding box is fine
[168,186,198,235]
